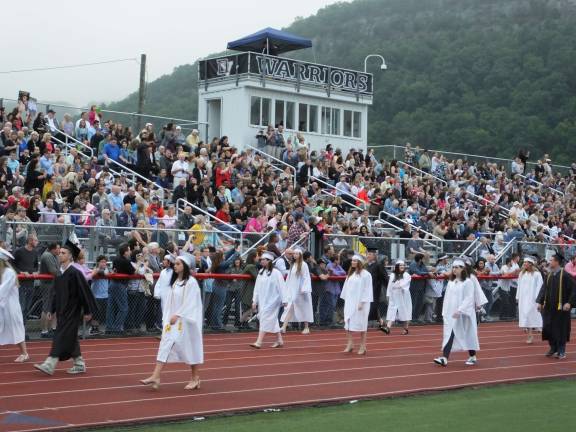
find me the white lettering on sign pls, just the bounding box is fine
[254,55,370,94]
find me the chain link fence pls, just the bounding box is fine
[17,271,528,340]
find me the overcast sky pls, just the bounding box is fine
[0,0,345,108]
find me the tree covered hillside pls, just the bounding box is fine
[108,0,576,163]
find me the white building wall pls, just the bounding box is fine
[198,76,371,154]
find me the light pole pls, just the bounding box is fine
[364,54,387,72]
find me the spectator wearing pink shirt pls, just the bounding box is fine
[565,255,576,278]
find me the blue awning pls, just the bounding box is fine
[227,27,312,55]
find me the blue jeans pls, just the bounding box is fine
[208,284,227,329]
[107,282,128,332]
[126,291,146,331]
[319,291,338,326]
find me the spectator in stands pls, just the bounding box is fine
[107,243,134,335]
[408,253,432,322]
[12,234,39,323]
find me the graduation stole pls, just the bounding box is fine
[165,280,188,333]
[545,270,563,311]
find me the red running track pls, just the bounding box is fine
[1,322,575,432]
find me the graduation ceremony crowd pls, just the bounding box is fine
[0,106,574,389]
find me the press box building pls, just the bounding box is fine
[197,28,374,153]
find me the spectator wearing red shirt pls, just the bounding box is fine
[214,161,231,188]
[145,197,165,219]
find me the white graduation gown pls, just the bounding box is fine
[153,268,173,301]
[471,275,488,307]
[157,276,204,365]
[386,272,412,322]
[253,268,286,333]
[516,271,543,329]
[0,268,25,345]
[340,270,373,332]
[442,278,479,352]
[281,262,313,323]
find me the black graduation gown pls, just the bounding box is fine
[50,265,97,361]
[536,269,576,345]
[367,260,389,321]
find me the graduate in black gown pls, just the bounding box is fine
[365,248,389,330]
[34,241,97,375]
[536,253,575,359]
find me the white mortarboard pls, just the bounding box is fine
[395,260,405,266]
[352,254,366,263]
[177,253,195,268]
[261,251,276,261]
[292,247,304,255]
[523,256,536,264]
[0,247,14,261]
[452,259,465,268]
[164,253,176,264]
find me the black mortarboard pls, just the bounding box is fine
[551,249,565,265]
[367,248,378,253]
[62,239,81,261]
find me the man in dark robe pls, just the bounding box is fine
[536,253,575,359]
[366,248,389,328]
[34,241,97,375]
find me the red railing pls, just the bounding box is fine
[17,273,518,281]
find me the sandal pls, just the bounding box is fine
[184,379,201,390]
[249,343,262,349]
[14,354,30,363]
[140,378,160,390]
[271,342,284,348]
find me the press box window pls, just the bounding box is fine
[250,96,272,127]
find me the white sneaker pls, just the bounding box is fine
[433,356,448,367]
[465,356,477,366]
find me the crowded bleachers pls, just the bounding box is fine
[1,100,575,336]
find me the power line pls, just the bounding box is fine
[0,58,139,74]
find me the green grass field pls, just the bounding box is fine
[104,379,574,432]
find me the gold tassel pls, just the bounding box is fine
[178,320,183,331]
[558,270,563,311]
[165,323,171,332]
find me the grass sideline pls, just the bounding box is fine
[102,379,574,432]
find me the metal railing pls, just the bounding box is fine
[516,173,565,197]
[0,97,209,138]
[175,198,241,244]
[247,144,297,189]
[368,144,572,174]
[398,160,448,186]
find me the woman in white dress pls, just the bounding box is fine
[0,247,29,363]
[250,252,287,348]
[340,254,373,355]
[381,260,412,335]
[516,256,543,344]
[434,259,479,367]
[141,253,203,390]
[281,248,313,334]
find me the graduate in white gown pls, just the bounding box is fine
[0,247,29,363]
[516,256,543,343]
[464,257,489,320]
[281,248,313,334]
[381,260,412,335]
[250,252,287,348]
[141,253,203,390]
[434,259,480,367]
[340,254,373,355]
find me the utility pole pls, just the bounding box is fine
[136,53,146,132]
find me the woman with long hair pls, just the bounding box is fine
[434,259,479,367]
[381,260,412,335]
[340,254,373,355]
[0,248,29,362]
[280,248,313,334]
[141,253,203,390]
[250,251,286,349]
[516,256,543,344]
